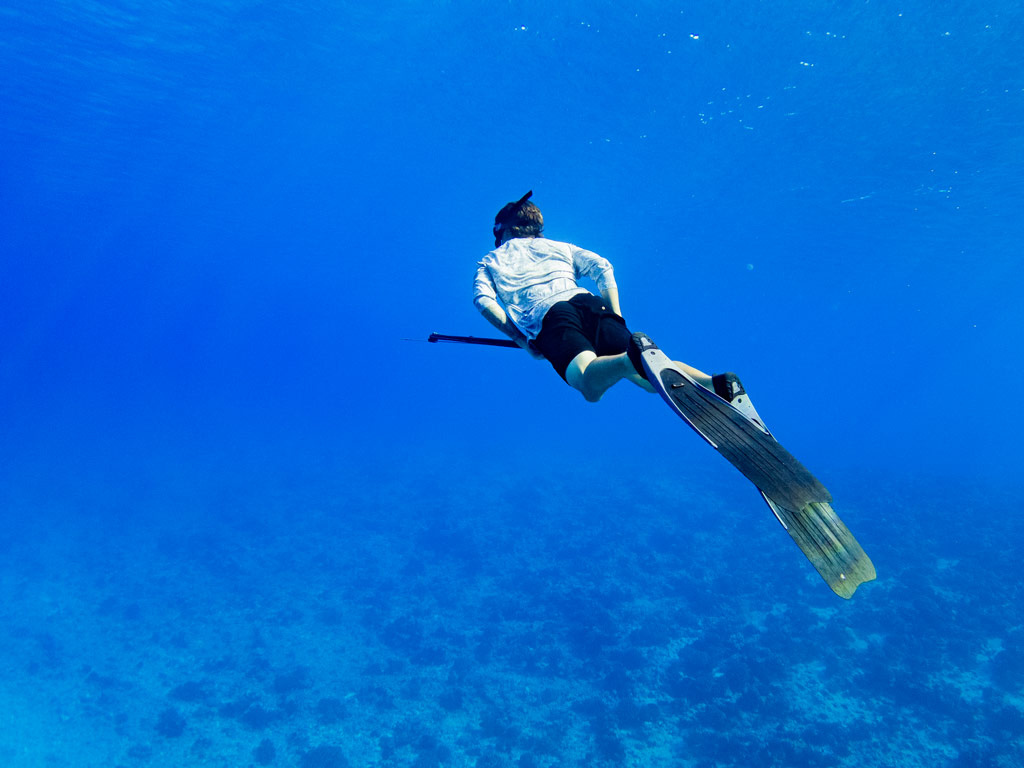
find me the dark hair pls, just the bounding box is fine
[494,191,543,246]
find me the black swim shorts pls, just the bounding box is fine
[533,293,633,381]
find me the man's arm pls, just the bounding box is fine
[601,286,622,316]
[473,263,543,358]
[477,301,543,358]
[571,245,621,315]
[478,301,527,346]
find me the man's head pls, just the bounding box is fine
[493,190,543,247]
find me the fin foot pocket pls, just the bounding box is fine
[712,372,746,402]
[627,332,656,381]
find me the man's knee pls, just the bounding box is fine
[566,353,606,402]
[564,350,596,389]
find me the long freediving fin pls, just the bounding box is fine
[631,333,875,598]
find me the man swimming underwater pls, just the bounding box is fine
[473,191,729,402]
[472,192,878,599]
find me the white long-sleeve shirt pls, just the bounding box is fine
[473,237,617,339]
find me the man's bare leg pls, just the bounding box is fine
[565,351,714,403]
[673,362,713,389]
[564,351,632,402]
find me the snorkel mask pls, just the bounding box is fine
[493,190,534,247]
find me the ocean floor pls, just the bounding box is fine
[1,446,1022,768]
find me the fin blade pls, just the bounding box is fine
[658,368,832,510]
[638,340,876,598]
[763,496,877,599]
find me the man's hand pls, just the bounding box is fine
[478,300,543,359]
[519,338,545,360]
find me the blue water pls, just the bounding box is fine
[2,2,1023,766]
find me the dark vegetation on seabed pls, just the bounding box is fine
[3,457,1021,767]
